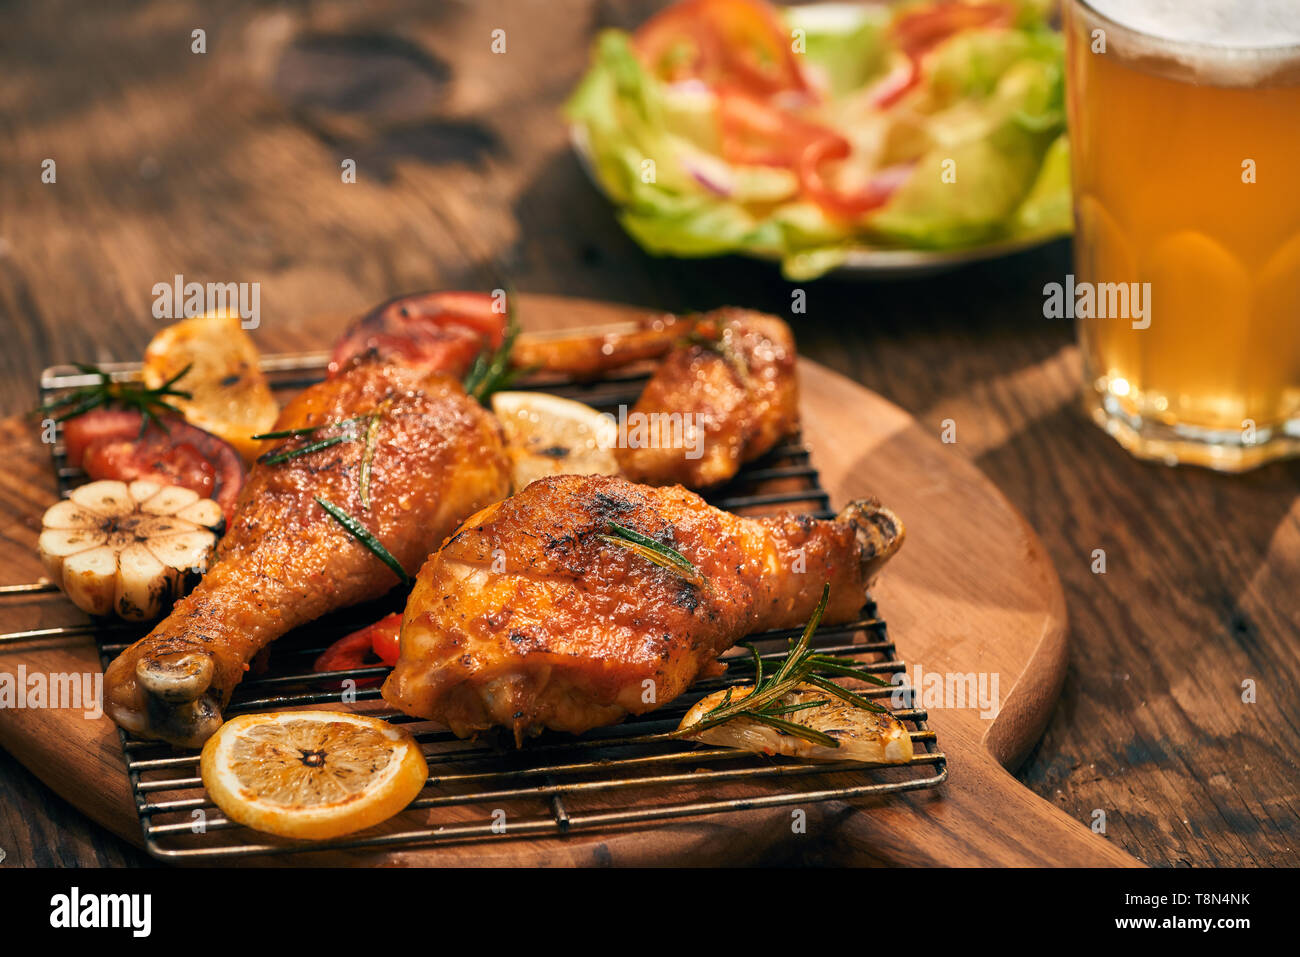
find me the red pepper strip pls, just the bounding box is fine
[873,1,1016,109]
[717,86,823,166]
[717,88,905,217]
[313,612,403,687]
[634,0,812,97]
[797,135,901,218]
[368,614,403,666]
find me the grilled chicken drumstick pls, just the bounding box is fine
[104,363,511,747]
[614,309,799,489]
[382,474,903,742]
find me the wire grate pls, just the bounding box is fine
[16,348,946,860]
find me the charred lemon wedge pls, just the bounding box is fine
[142,313,278,463]
[489,391,620,491]
[679,684,914,764]
[200,711,428,840]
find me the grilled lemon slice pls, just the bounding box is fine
[142,313,278,463]
[489,391,620,492]
[200,711,428,840]
[679,684,915,764]
[38,480,222,620]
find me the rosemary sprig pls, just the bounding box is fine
[260,434,347,465]
[762,698,830,716]
[598,522,707,590]
[804,673,886,713]
[358,409,382,509]
[675,585,833,740]
[743,711,839,749]
[36,362,192,430]
[254,411,385,503]
[744,642,762,688]
[250,425,322,440]
[315,496,410,587]
[464,291,521,404]
[806,654,891,688]
[252,414,365,442]
[675,584,890,749]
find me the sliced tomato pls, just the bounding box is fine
[313,613,403,686]
[328,291,508,378]
[875,1,1015,108]
[63,409,246,522]
[634,0,810,97]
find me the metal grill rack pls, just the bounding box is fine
[13,349,946,860]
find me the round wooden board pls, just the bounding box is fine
[0,294,1138,866]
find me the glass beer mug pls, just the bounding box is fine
[1064,0,1300,470]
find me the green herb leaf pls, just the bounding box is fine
[252,414,366,442]
[358,410,382,509]
[804,674,888,714]
[36,362,192,425]
[260,434,347,465]
[806,654,892,687]
[677,583,893,747]
[315,496,410,587]
[773,582,829,686]
[599,522,707,590]
[759,698,830,716]
[464,290,521,404]
[250,426,319,440]
[744,710,840,748]
[745,642,762,689]
[711,686,734,716]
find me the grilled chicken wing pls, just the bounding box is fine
[103,363,511,747]
[382,474,903,742]
[510,312,687,378]
[614,309,799,489]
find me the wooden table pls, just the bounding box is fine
[0,0,1295,867]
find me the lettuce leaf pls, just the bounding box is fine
[868,53,1066,248]
[1014,132,1071,236]
[784,3,890,97]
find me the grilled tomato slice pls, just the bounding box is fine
[63,410,246,523]
[328,290,507,378]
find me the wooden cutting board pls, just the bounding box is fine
[0,294,1138,866]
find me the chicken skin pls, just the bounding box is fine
[104,363,511,747]
[382,474,903,742]
[614,309,799,489]
[510,311,688,378]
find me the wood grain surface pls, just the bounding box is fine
[0,0,1296,867]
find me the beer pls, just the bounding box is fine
[1064,0,1300,470]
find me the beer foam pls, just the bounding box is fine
[1088,0,1300,49]
[1082,0,1300,86]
